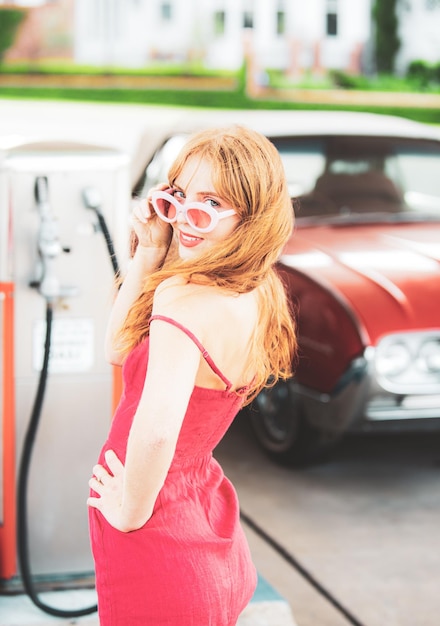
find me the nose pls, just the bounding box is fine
[174,206,187,224]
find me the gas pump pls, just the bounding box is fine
[0,139,130,612]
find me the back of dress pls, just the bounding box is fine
[89,319,257,626]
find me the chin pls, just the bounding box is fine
[178,242,206,261]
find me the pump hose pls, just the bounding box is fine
[15,199,124,615]
[240,511,366,626]
[16,302,98,617]
[94,208,120,279]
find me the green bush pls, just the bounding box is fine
[0,83,439,125]
[0,8,26,62]
[329,70,369,90]
[0,59,234,78]
[407,60,440,87]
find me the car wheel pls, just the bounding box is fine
[249,381,333,467]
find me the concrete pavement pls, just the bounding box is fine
[0,575,297,626]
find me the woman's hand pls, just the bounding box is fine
[131,183,173,250]
[88,450,149,533]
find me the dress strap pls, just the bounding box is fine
[150,314,233,391]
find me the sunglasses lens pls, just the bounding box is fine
[155,197,176,220]
[186,208,213,231]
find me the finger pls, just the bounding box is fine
[132,198,151,224]
[105,449,124,476]
[92,463,105,478]
[150,182,170,193]
[89,476,104,492]
[92,464,110,485]
[87,496,101,509]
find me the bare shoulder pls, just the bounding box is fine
[152,278,257,341]
[153,276,211,310]
[152,278,260,387]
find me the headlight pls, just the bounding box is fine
[418,339,440,374]
[375,341,411,378]
[374,331,440,394]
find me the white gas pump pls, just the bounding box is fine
[0,139,131,614]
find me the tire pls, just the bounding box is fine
[249,381,333,467]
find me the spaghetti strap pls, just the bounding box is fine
[150,314,233,391]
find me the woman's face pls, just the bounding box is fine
[170,156,240,261]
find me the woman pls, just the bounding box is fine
[87,125,297,625]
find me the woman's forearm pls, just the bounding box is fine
[118,325,197,531]
[105,245,169,363]
[120,384,184,531]
[120,427,177,531]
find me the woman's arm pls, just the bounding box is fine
[89,285,204,532]
[104,245,169,364]
[105,191,173,364]
[119,316,201,529]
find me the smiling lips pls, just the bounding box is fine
[179,229,203,248]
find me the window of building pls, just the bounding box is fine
[326,0,338,36]
[242,0,254,29]
[214,10,226,36]
[276,10,286,35]
[161,1,172,21]
[243,10,254,28]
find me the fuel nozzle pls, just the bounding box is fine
[82,186,102,213]
[32,176,78,302]
[82,186,120,278]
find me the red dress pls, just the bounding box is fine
[89,315,257,625]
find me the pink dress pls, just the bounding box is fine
[89,315,257,625]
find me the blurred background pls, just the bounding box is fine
[0,0,439,120]
[0,3,440,626]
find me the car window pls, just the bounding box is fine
[393,145,440,212]
[274,140,325,198]
[272,136,440,222]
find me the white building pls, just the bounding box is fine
[3,0,438,75]
[74,0,374,74]
[396,0,440,73]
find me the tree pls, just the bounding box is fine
[373,0,401,73]
[0,8,26,63]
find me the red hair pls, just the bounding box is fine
[118,125,297,402]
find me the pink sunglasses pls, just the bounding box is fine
[151,190,236,234]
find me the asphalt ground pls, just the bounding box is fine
[216,414,440,626]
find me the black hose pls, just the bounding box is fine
[94,209,120,279]
[17,303,98,617]
[240,510,367,626]
[16,201,121,617]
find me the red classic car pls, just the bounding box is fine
[135,110,440,465]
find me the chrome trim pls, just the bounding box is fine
[294,347,440,433]
[366,404,440,421]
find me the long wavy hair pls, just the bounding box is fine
[118,125,297,403]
